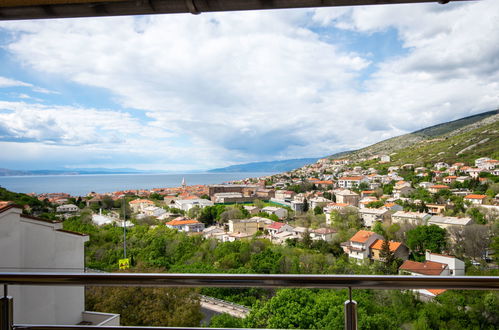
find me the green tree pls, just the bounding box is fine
[302,198,309,213]
[149,193,163,200]
[101,195,114,210]
[313,205,323,215]
[253,199,265,209]
[86,286,203,326]
[249,248,282,273]
[366,200,384,208]
[372,221,385,236]
[467,208,486,224]
[209,313,244,328]
[406,225,447,256]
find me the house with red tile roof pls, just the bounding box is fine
[266,221,294,236]
[425,251,465,276]
[129,198,155,213]
[464,194,487,205]
[166,218,205,232]
[442,176,457,184]
[310,228,337,242]
[417,289,447,302]
[369,239,409,261]
[341,230,383,261]
[428,184,450,194]
[399,260,449,276]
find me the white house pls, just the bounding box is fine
[174,199,214,211]
[391,211,430,226]
[380,155,390,162]
[266,222,294,236]
[165,218,205,232]
[425,251,465,276]
[56,204,79,213]
[274,190,296,201]
[143,206,167,217]
[434,162,449,169]
[358,208,390,227]
[308,196,332,209]
[337,176,367,189]
[399,260,449,276]
[129,199,155,213]
[0,204,119,326]
[310,228,337,242]
[261,206,288,219]
[393,181,413,199]
[464,194,487,205]
[334,190,360,206]
[427,215,473,230]
[202,226,225,239]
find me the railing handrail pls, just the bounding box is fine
[1,272,498,290]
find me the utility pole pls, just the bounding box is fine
[122,195,127,259]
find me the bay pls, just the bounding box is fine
[0,172,275,196]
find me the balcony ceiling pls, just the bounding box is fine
[0,0,473,20]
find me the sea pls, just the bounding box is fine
[0,172,275,196]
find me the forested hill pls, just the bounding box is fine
[384,118,499,166]
[330,109,498,161]
[208,158,320,173]
[0,187,52,215]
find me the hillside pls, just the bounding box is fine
[388,119,499,166]
[0,187,52,215]
[330,109,498,161]
[208,158,320,173]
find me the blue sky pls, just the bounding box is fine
[0,0,498,171]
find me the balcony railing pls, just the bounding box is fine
[1,272,498,330]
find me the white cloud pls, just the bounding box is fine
[0,0,498,170]
[0,76,32,88]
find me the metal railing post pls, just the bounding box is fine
[344,287,357,330]
[1,285,13,330]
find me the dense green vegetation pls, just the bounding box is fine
[0,186,53,216]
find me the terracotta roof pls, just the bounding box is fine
[129,199,154,204]
[268,222,286,230]
[182,195,200,200]
[399,260,448,275]
[370,239,402,251]
[426,289,447,296]
[166,219,200,226]
[339,176,363,181]
[430,185,450,189]
[464,194,487,199]
[313,228,336,234]
[328,202,349,207]
[350,230,376,243]
[0,201,13,209]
